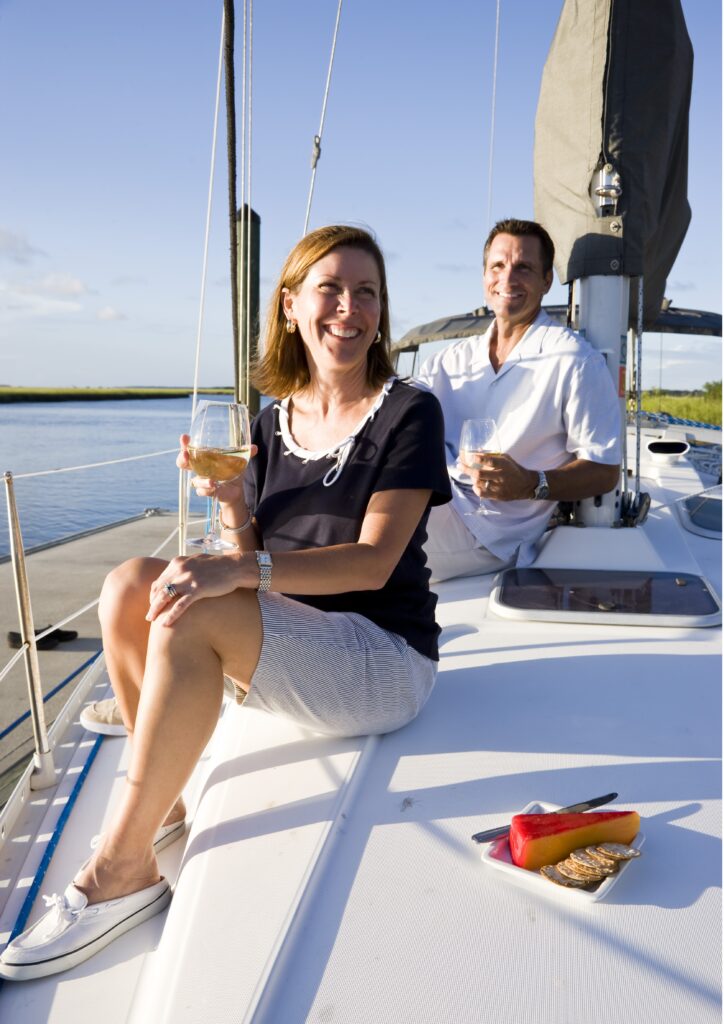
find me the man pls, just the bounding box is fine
[417,218,621,581]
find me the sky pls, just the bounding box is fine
[0,0,720,391]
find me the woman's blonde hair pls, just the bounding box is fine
[252,224,396,398]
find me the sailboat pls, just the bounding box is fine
[0,1,720,1021]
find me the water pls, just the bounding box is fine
[0,398,204,558]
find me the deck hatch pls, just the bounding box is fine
[490,567,721,627]
[681,493,722,536]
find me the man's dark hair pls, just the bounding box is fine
[483,218,555,276]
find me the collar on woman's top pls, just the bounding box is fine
[273,377,396,486]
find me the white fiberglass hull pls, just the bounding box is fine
[0,451,720,1023]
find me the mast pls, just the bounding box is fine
[236,204,261,414]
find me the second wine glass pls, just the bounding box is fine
[186,400,251,552]
[459,417,501,516]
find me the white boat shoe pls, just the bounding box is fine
[0,877,171,981]
[80,697,127,737]
[90,818,186,855]
[150,818,186,853]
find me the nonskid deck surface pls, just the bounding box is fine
[0,664,223,1022]
[0,461,720,1022]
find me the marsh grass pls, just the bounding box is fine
[2,384,719,426]
[0,387,233,403]
[641,384,722,426]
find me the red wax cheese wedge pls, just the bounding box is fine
[509,810,640,871]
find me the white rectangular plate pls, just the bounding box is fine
[479,800,645,903]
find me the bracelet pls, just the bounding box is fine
[219,509,253,534]
[255,550,273,592]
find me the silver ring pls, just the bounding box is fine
[164,582,179,599]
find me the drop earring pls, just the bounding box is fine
[285,319,297,334]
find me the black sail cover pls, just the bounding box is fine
[534,0,693,328]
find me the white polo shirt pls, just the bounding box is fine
[415,310,621,563]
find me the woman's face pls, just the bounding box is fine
[282,246,382,380]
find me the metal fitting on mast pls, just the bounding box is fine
[590,162,622,217]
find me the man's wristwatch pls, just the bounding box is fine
[255,550,273,592]
[532,470,550,500]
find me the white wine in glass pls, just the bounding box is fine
[186,400,251,552]
[459,417,501,516]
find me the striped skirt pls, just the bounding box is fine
[239,592,437,737]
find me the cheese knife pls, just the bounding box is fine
[470,791,618,844]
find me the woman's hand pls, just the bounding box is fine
[177,433,256,507]
[146,552,252,626]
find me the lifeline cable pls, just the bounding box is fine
[0,651,102,744]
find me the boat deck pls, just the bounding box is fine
[0,458,720,1022]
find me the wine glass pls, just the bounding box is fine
[459,417,501,516]
[186,400,251,552]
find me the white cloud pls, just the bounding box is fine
[15,272,88,297]
[97,305,127,321]
[0,280,82,317]
[0,228,46,265]
[0,271,90,320]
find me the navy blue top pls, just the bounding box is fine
[244,379,451,660]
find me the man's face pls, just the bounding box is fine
[483,233,553,328]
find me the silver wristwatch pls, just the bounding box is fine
[533,470,550,500]
[255,550,273,592]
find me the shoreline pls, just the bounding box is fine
[0,387,233,403]
[1,386,719,424]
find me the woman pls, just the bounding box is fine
[0,224,451,980]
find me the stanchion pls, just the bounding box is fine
[3,471,56,789]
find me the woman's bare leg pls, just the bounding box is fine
[98,556,165,731]
[98,557,187,828]
[76,586,263,903]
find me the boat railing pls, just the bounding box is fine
[2,449,192,794]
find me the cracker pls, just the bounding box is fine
[596,842,641,860]
[540,864,590,887]
[570,848,617,875]
[585,846,620,870]
[556,858,604,883]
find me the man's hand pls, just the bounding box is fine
[458,452,621,503]
[460,453,536,502]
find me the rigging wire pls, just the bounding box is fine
[485,0,501,233]
[244,2,254,404]
[224,0,240,401]
[191,7,226,425]
[303,0,344,236]
[180,6,225,548]
[635,276,644,498]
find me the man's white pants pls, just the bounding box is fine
[424,502,513,583]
